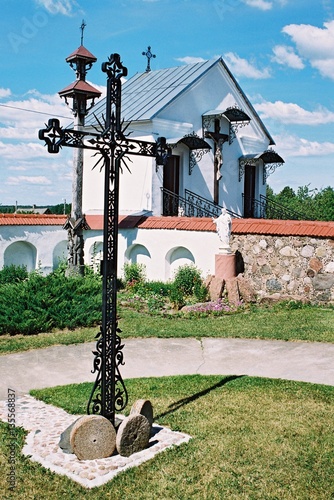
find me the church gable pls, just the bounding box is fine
[83,57,283,219]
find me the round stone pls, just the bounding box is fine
[70,415,116,460]
[130,399,154,426]
[116,414,150,457]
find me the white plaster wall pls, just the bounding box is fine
[0,226,67,274]
[84,227,220,281]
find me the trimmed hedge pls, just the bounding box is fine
[0,266,102,335]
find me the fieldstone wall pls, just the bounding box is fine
[230,234,334,304]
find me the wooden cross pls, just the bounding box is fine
[205,118,228,204]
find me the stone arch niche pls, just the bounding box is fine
[4,241,37,272]
[124,243,151,271]
[53,240,68,270]
[165,246,195,280]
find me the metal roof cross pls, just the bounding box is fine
[142,46,156,72]
[80,19,86,45]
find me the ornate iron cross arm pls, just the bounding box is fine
[39,118,102,154]
[39,117,169,163]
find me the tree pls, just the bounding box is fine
[313,187,334,221]
[267,184,334,221]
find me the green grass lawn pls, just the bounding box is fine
[1,375,333,499]
[0,304,333,355]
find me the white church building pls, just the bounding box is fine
[83,56,283,220]
[1,55,286,280]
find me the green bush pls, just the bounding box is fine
[169,283,186,309]
[123,262,146,288]
[0,267,102,335]
[193,281,208,302]
[169,264,208,309]
[141,281,171,296]
[0,265,28,284]
[172,264,203,296]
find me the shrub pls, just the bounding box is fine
[0,267,102,335]
[172,264,203,296]
[169,283,186,309]
[123,262,146,288]
[169,264,208,307]
[0,265,28,284]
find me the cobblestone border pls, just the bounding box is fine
[0,395,191,489]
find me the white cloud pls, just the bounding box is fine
[272,45,305,69]
[0,88,11,99]
[0,140,50,160]
[0,91,72,141]
[243,0,287,7]
[176,56,206,64]
[6,175,52,186]
[8,166,27,171]
[34,0,77,15]
[283,20,334,80]
[255,100,334,125]
[274,132,334,158]
[224,52,271,79]
[243,0,272,10]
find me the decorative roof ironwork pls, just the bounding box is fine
[202,104,251,144]
[167,132,211,175]
[239,149,284,183]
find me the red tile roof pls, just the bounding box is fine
[0,214,67,226]
[1,214,334,238]
[232,218,334,237]
[88,215,334,238]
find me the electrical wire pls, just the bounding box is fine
[0,102,73,121]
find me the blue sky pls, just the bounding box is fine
[1,0,334,206]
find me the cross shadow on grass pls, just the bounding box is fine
[154,375,245,421]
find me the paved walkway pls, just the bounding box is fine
[1,338,334,399]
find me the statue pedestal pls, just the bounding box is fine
[215,253,236,281]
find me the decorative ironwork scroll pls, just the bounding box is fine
[223,105,251,144]
[238,149,284,184]
[39,53,170,426]
[165,132,210,175]
[202,104,251,145]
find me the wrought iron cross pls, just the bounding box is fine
[142,46,156,72]
[39,53,170,426]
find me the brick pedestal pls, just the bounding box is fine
[215,253,236,280]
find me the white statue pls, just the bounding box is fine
[178,206,185,217]
[212,208,232,252]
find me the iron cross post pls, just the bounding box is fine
[39,53,170,426]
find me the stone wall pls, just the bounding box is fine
[230,234,334,303]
